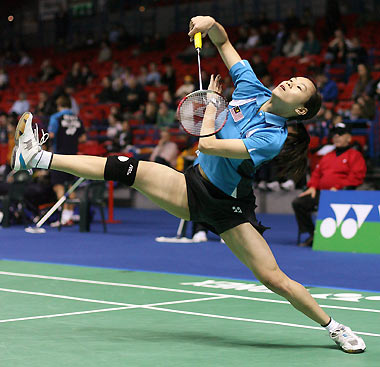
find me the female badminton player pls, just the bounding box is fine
[11,15,365,353]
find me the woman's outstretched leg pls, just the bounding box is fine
[221,223,366,353]
[12,112,190,220]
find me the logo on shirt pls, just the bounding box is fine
[230,106,244,122]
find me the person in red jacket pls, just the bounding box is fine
[292,122,366,246]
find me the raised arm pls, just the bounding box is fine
[188,16,241,70]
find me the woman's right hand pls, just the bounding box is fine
[188,16,215,41]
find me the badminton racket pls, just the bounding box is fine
[177,32,228,137]
[25,177,86,233]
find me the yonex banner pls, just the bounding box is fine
[313,190,380,254]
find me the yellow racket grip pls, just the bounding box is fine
[194,32,202,49]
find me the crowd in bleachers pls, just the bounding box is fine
[0,8,380,225]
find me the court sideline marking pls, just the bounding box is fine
[1,286,379,338]
[1,270,380,314]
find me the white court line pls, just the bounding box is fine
[0,306,133,323]
[0,271,379,314]
[1,287,379,338]
[0,288,134,307]
[0,289,227,324]
[141,306,380,338]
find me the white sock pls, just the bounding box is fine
[30,151,53,169]
[324,317,340,332]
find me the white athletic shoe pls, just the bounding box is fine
[192,230,208,242]
[266,181,281,192]
[11,112,49,171]
[329,324,366,353]
[280,179,295,191]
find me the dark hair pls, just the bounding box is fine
[56,95,71,108]
[275,122,310,183]
[292,77,322,121]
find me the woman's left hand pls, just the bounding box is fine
[208,74,222,93]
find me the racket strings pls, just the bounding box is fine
[178,91,228,137]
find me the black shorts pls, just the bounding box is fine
[50,170,76,186]
[185,165,268,235]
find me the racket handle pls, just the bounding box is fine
[194,32,202,49]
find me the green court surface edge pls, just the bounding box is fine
[0,260,379,367]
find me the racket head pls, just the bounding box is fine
[177,90,229,137]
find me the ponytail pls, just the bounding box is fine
[275,123,310,183]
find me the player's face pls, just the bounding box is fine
[272,77,316,110]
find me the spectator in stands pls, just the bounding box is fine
[201,40,217,58]
[343,102,365,124]
[111,77,128,106]
[137,65,148,86]
[245,27,260,49]
[161,63,176,94]
[175,75,195,100]
[259,24,274,46]
[301,30,321,57]
[110,61,124,80]
[282,31,304,57]
[48,95,86,226]
[356,95,376,120]
[143,101,158,125]
[34,91,52,118]
[124,77,146,113]
[149,128,178,168]
[309,107,334,140]
[352,64,375,100]
[156,102,176,129]
[0,68,9,90]
[120,66,134,88]
[98,76,114,103]
[64,62,82,88]
[316,73,338,102]
[292,123,366,247]
[18,50,32,66]
[63,85,80,115]
[162,90,176,110]
[146,62,161,86]
[117,120,133,152]
[347,37,368,69]
[9,92,30,116]
[235,26,249,49]
[326,29,350,64]
[79,64,95,86]
[106,114,122,140]
[97,41,112,63]
[250,54,268,79]
[38,59,60,82]
[273,22,288,56]
[0,112,8,146]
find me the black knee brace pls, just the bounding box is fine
[104,156,139,186]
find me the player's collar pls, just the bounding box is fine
[256,94,287,127]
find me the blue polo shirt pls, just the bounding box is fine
[197,60,288,198]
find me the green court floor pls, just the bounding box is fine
[0,260,379,367]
